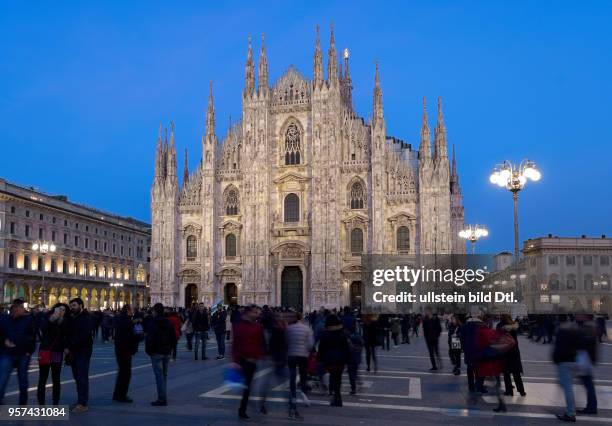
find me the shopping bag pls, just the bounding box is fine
[223,363,246,389]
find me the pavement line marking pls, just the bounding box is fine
[199,393,612,423]
[5,363,152,397]
[376,354,612,366]
[359,370,612,383]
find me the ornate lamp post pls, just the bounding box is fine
[31,241,56,307]
[490,160,541,261]
[459,224,489,254]
[490,160,540,300]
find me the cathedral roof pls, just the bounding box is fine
[271,66,311,108]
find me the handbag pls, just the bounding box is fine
[38,350,52,366]
[451,336,462,350]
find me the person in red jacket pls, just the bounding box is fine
[232,305,264,420]
[166,311,182,361]
[474,320,510,413]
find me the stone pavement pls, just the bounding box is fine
[1,329,611,425]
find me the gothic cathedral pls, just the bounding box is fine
[150,27,465,309]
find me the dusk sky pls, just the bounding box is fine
[1,1,611,253]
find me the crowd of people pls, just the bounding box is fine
[0,297,607,422]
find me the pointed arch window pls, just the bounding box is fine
[351,228,364,255]
[225,189,239,215]
[225,233,237,258]
[284,123,301,165]
[350,181,365,209]
[397,226,410,253]
[284,193,300,222]
[186,235,197,259]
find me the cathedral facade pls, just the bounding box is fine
[150,28,465,310]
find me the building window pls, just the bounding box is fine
[51,259,57,273]
[284,123,301,165]
[583,255,592,266]
[113,244,116,254]
[85,238,89,249]
[25,210,30,217]
[38,227,43,239]
[8,253,15,268]
[63,233,68,244]
[85,225,89,232]
[74,236,79,247]
[601,256,610,266]
[566,255,575,266]
[284,193,300,222]
[64,220,68,226]
[52,217,56,224]
[10,206,15,214]
[186,236,197,259]
[73,261,78,275]
[62,260,68,274]
[350,181,365,209]
[104,242,107,252]
[548,255,558,265]
[24,255,30,270]
[225,188,239,215]
[225,233,237,257]
[25,225,30,238]
[95,240,98,250]
[120,246,124,255]
[549,274,560,290]
[39,213,44,220]
[37,256,44,271]
[128,247,132,257]
[397,226,410,253]
[566,274,576,290]
[51,231,56,242]
[351,228,363,255]
[93,264,98,277]
[75,223,79,229]
[10,222,15,234]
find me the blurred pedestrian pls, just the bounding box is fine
[553,314,580,422]
[211,306,227,359]
[362,314,378,373]
[192,304,210,360]
[497,314,525,397]
[447,314,462,375]
[113,304,139,403]
[232,305,264,420]
[423,308,442,370]
[317,314,350,407]
[286,311,313,418]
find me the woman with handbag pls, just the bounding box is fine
[447,315,462,375]
[37,303,68,405]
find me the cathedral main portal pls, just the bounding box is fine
[281,266,303,311]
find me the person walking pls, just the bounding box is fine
[423,308,442,371]
[0,299,36,405]
[211,306,227,359]
[317,314,350,407]
[553,314,581,422]
[575,314,598,415]
[65,298,94,413]
[145,303,177,406]
[391,316,401,347]
[447,314,462,375]
[462,313,487,393]
[497,315,526,397]
[232,305,264,420]
[167,310,182,361]
[113,304,140,403]
[37,303,68,405]
[347,326,364,395]
[192,304,210,360]
[286,311,314,418]
[362,314,378,373]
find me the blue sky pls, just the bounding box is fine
[1,1,611,253]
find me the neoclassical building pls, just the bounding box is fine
[151,28,465,310]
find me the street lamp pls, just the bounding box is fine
[31,240,56,307]
[489,160,541,262]
[459,224,489,254]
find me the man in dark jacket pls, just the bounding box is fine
[553,314,581,422]
[145,303,176,406]
[211,306,227,359]
[462,315,487,392]
[422,308,442,370]
[0,299,35,405]
[66,298,94,413]
[191,304,210,360]
[113,304,139,403]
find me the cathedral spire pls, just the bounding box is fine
[154,124,164,178]
[451,144,458,178]
[313,25,323,88]
[343,48,353,106]
[244,35,255,97]
[206,81,215,140]
[183,148,189,186]
[434,96,448,160]
[419,97,431,160]
[327,23,338,87]
[372,62,384,127]
[166,122,177,178]
[258,33,268,92]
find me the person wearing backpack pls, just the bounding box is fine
[145,303,177,406]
